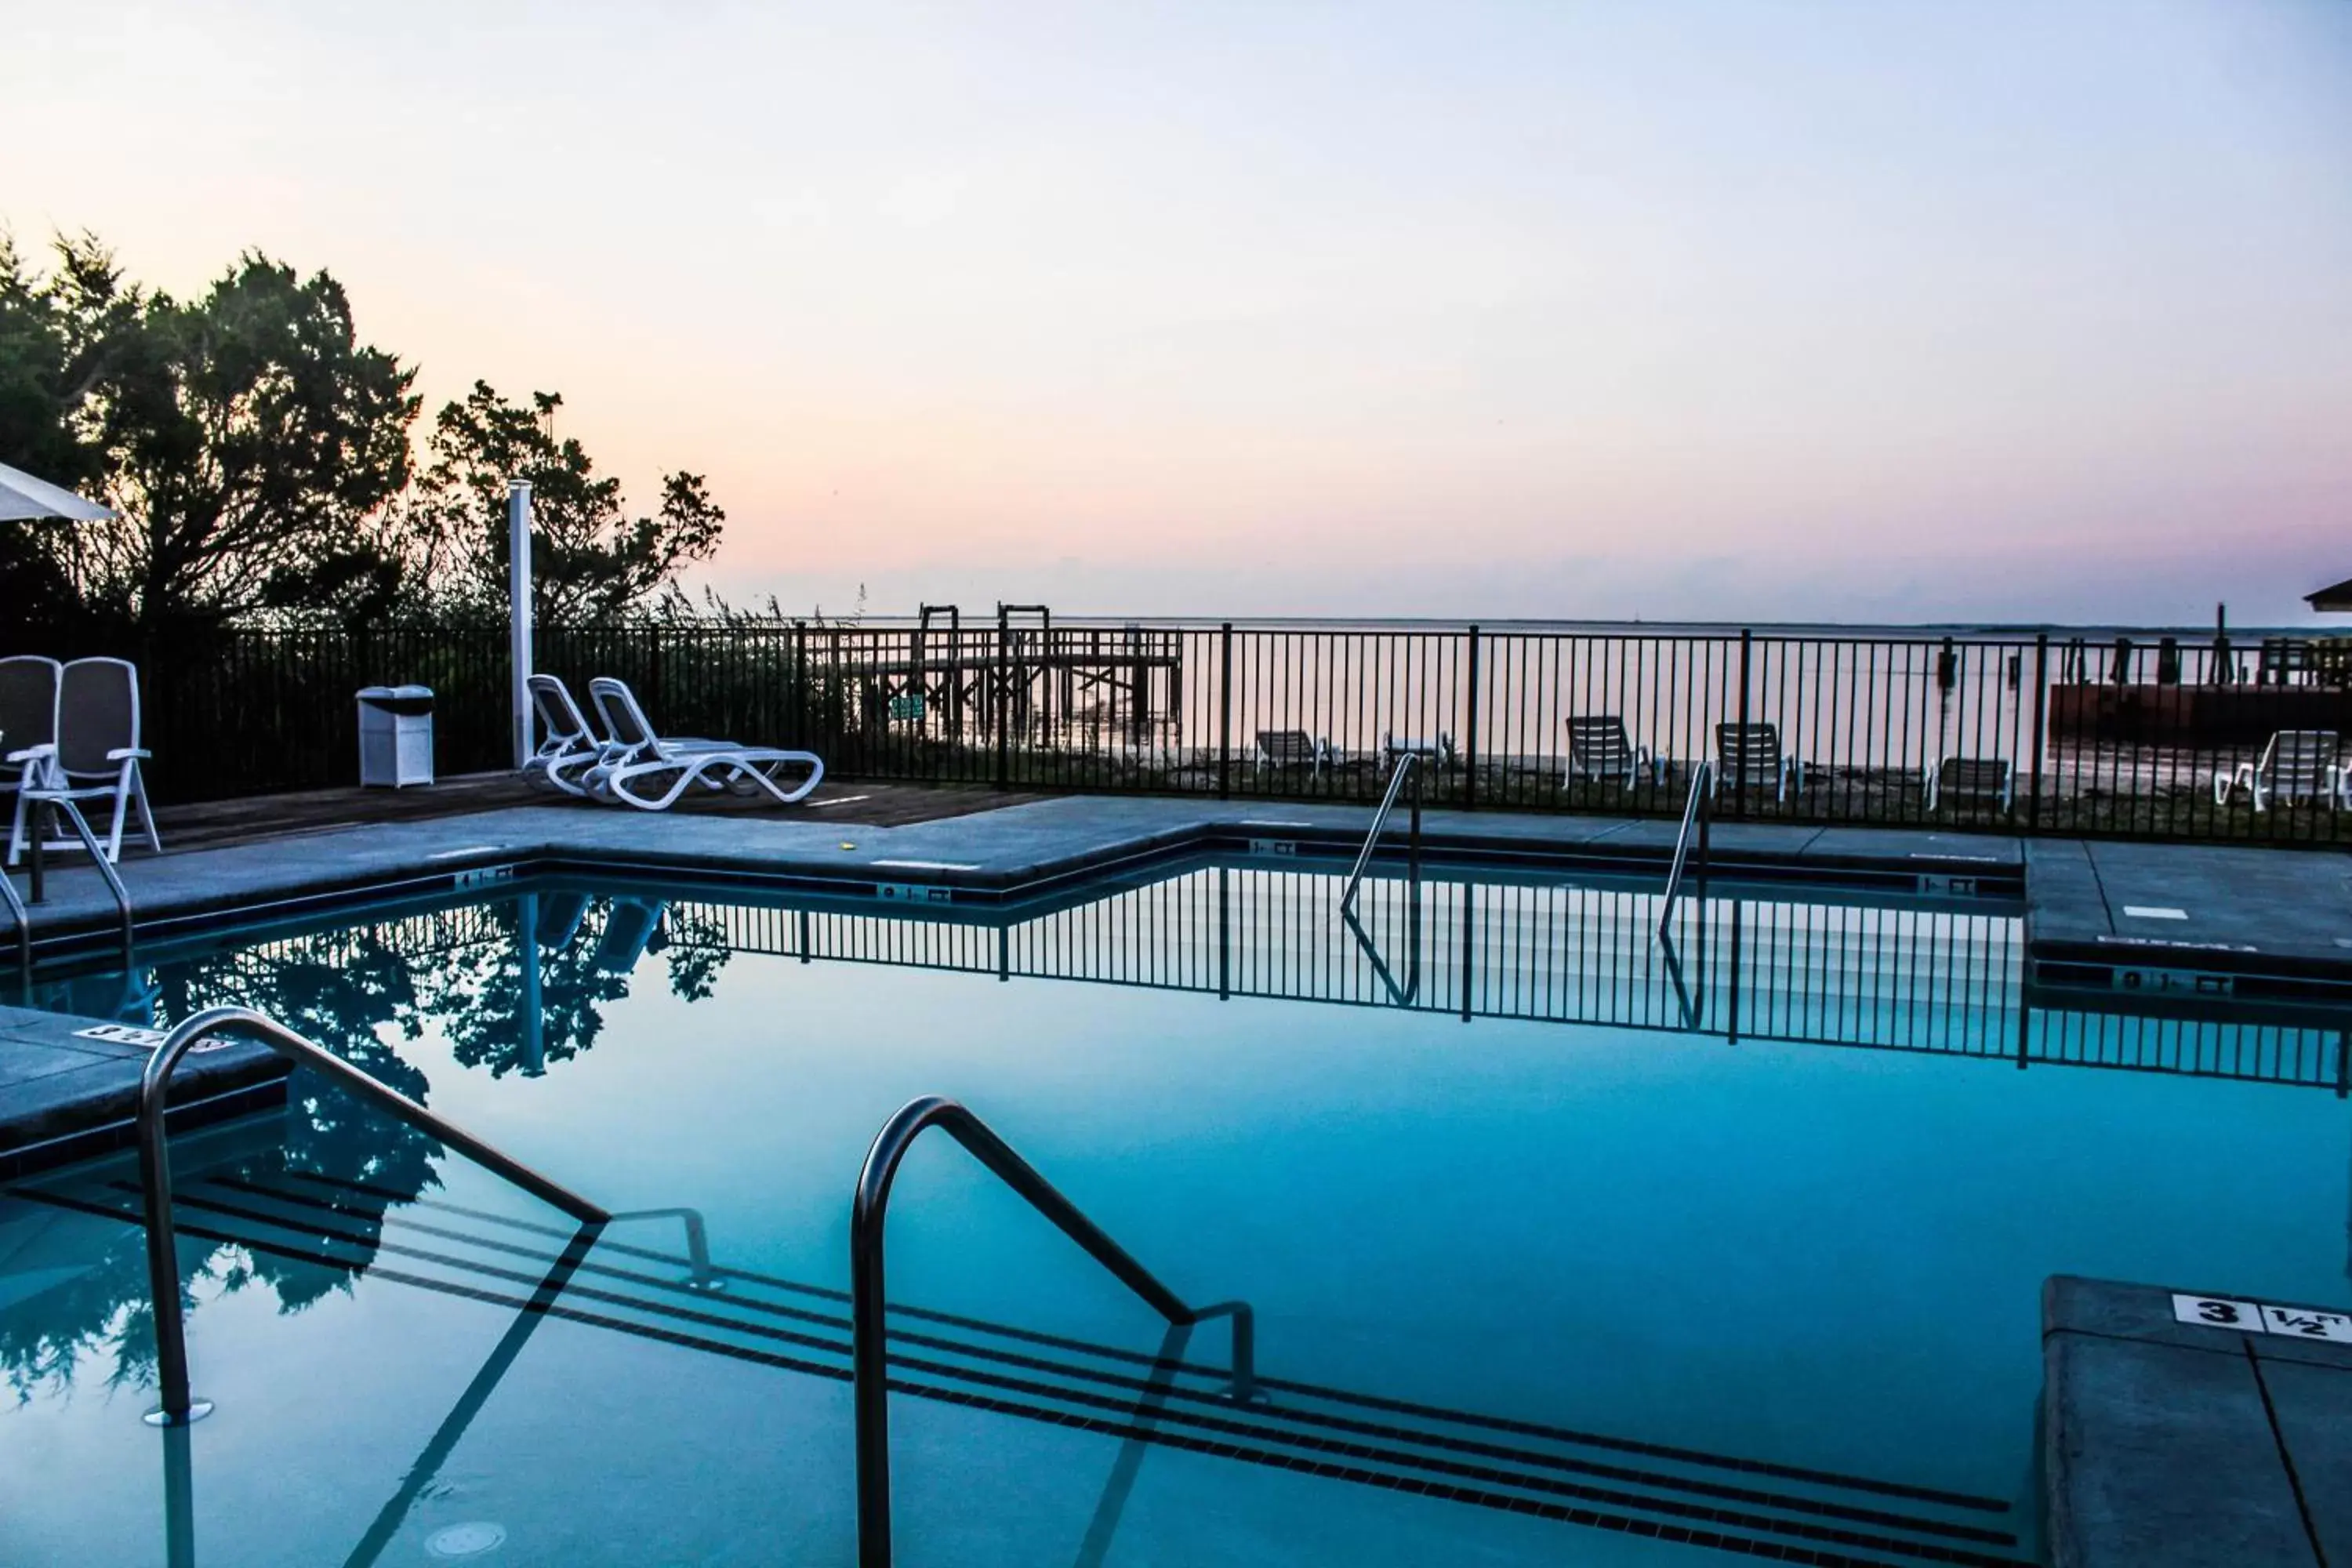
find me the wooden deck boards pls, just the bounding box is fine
[145,774,1042,855]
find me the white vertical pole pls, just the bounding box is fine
[509,479,534,768]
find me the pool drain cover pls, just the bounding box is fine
[426,1523,506,1559]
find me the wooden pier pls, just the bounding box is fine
[829,622,1187,750]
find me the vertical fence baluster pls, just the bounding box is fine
[1463,624,1480,811]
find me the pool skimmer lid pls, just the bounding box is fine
[426,1522,506,1559]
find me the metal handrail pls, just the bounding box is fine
[608,1206,725,1292]
[851,1094,1253,1568]
[1338,750,1422,912]
[22,789,132,956]
[136,1006,609,1426]
[1341,891,1421,1007]
[1657,759,1713,942]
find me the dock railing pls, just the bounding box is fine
[24,615,2352,843]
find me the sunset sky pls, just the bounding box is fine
[10,1,2351,624]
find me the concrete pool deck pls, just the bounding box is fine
[2045,1276,2352,1566]
[0,1004,287,1181]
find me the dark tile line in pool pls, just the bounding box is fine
[221,1165,2024,1517]
[135,1171,2016,1547]
[14,1175,2031,1568]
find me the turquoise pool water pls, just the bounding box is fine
[2,860,2347,1566]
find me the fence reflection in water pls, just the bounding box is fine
[675,866,2347,1090]
[75,868,2345,1094]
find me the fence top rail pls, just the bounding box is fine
[531,615,2330,641]
[92,615,2340,643]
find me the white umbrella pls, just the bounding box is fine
[0,459,113,521]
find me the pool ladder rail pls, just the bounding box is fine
[1657,759,1713,942]
[3,789,136,982]
[134,1006,612,1426]
[853,1094,1256,1568]
[1338,747,1427,913]
[130,1007,1253,1568]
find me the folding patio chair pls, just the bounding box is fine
[8,656,158,864]
[1,655,60,858]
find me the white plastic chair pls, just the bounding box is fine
[522,674,615,796]
[2,655,61,856]
[1924,757,2014,814]
[1379,731,1454,773]
[1254,730,1330,778]
[9,656,160,864]
[2213,730,2348,813]
[582,677,824,811]
[1714,722,1802,802]
[1564,716,1662,787]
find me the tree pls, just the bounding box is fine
[0,233,139,633]
[1,235,730,634]
[412,381,724,623]
[74,252,422,631]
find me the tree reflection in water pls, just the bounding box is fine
[1,891,729,1404]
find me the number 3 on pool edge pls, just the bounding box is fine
[2172,1294,2264,1332]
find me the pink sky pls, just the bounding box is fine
[11,1,2352,624]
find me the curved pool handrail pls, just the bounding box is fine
[851,1094,1253,1567]
[1657,758,1714,942]
[1339,750,1423,912]
[136,1005,610,1426]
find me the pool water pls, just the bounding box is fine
[2,861,2347,1567]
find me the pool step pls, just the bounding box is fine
[20,1166,2031,1568]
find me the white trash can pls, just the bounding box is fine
[357,684,435,787]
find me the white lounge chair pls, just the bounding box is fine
[1714,722,1802,801]
[583,677,824,811]
[1564,716,1662,787]
[2,655,60,857]
[2214,730,2348,812]
[1254,730,1330,778]
[522,674,613,797]
[1380,731,1454,772]
[534,890,593,947]
[1925,757,2014,814]
[8,656,159,864]
[593,897,667,975]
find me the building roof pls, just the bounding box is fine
[2308,577,2352,612]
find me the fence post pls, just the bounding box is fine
[2028,633,2049,834]
[792,621,808,751]
[1218,623,1233,800]
[1734,628,1752,822]
[1462,624,1481,810]
[994,613,1011,791]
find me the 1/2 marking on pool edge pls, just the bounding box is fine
[2170,1294,2352,1341]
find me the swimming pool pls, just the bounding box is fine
[3,857,2347,1566]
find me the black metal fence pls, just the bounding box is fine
[17,616,2352,843]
